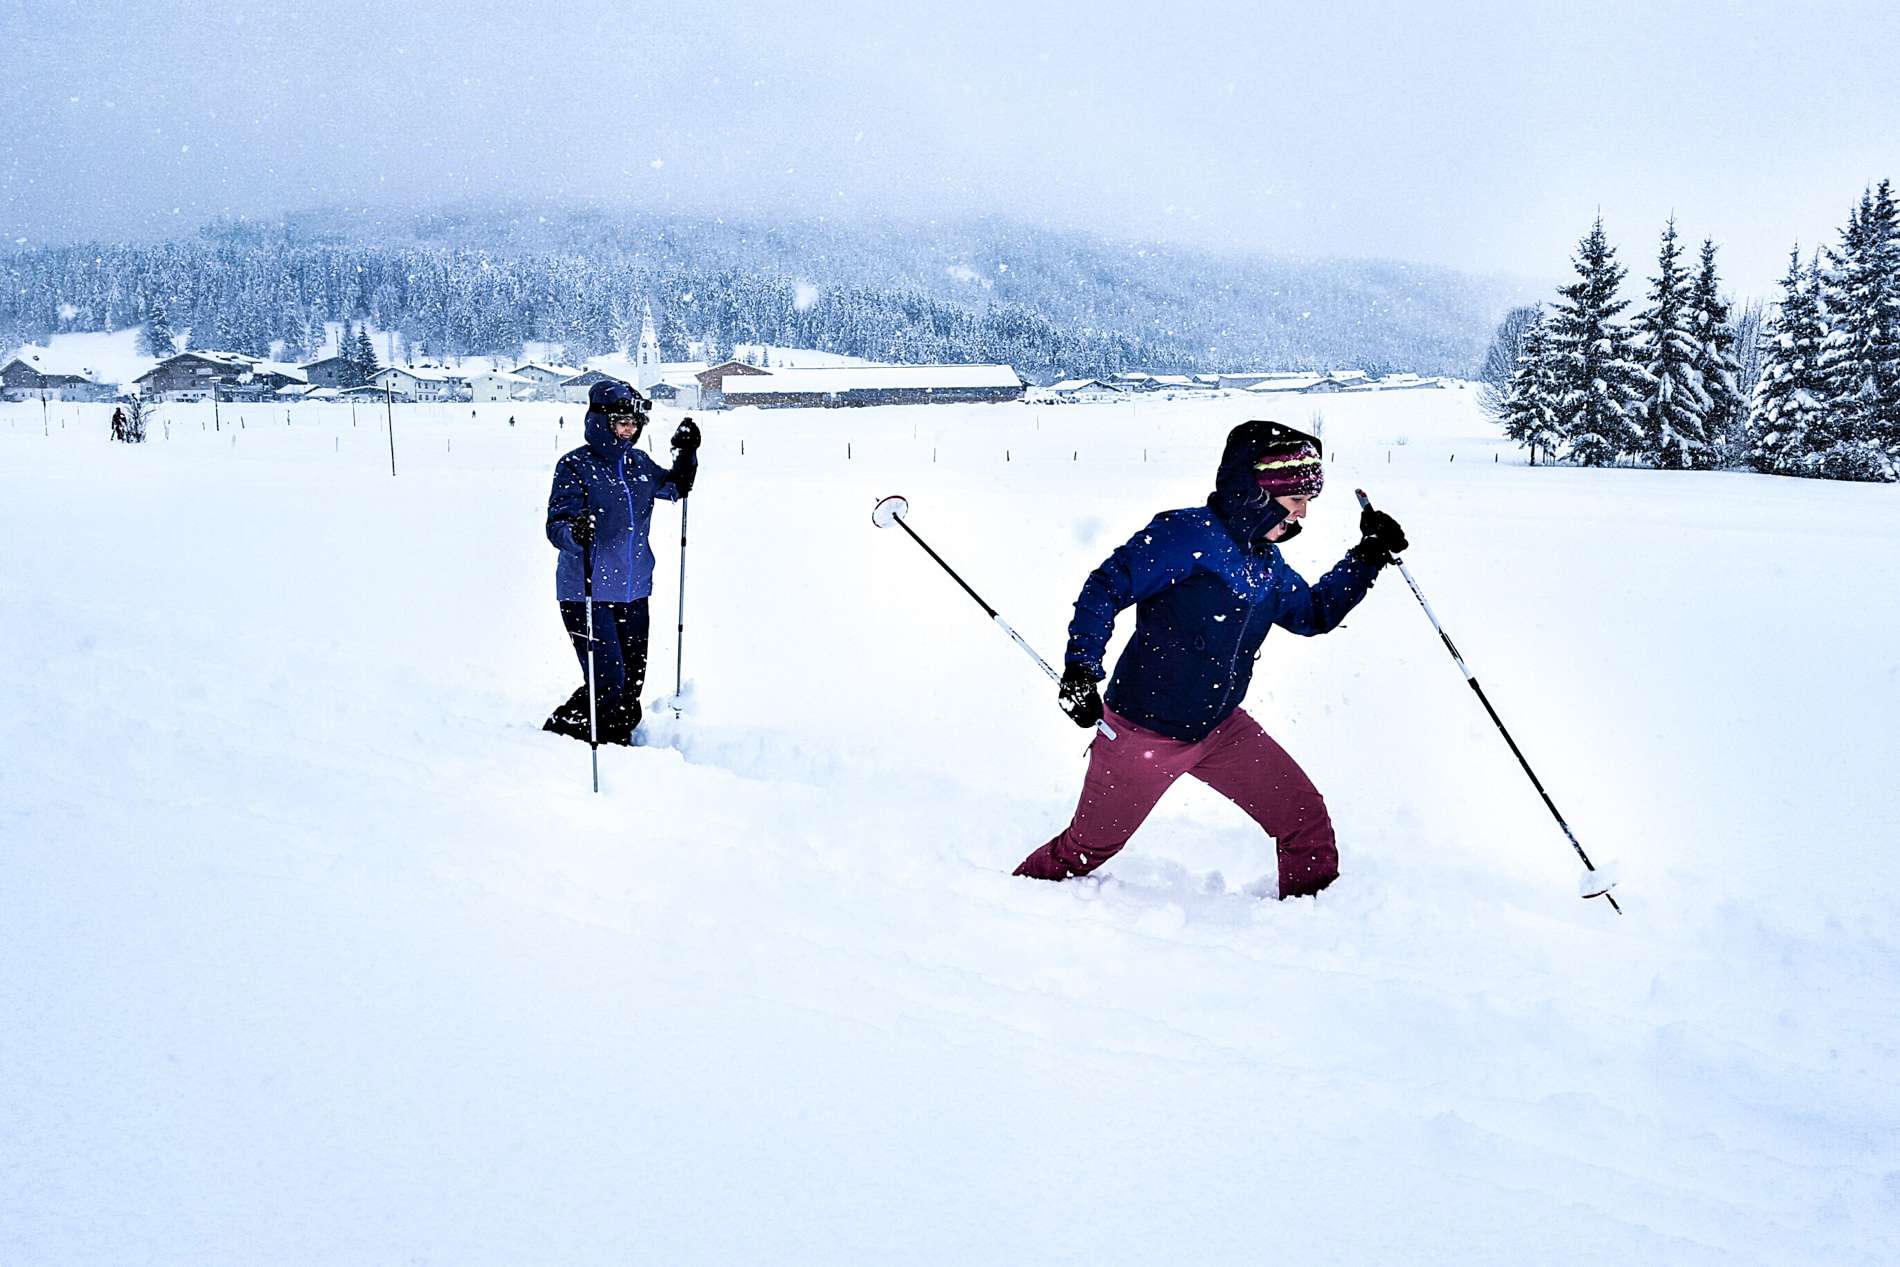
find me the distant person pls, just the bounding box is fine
[1014,420,1408,899]
[110,407,126,442]
[508,414,516,427]
[542,381,702,745]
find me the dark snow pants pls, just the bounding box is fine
[551,598,650,740]
[1014,706,1339,898]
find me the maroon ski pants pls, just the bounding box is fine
[1014,706,1339,898]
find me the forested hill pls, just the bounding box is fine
[0,204,1530,378]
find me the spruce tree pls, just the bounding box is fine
[1500,309,1561,465]
[1476,305,1541,420]
[1748,247,1830,475]
[1818,183,1899,480]
[354,325,382,381]
[138,300,174,358]
[1689,238,1747,469]
[1548,217,1647,466]
[1635,218,1710,469]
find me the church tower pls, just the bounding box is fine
[635,300,662,391]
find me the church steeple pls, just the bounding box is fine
[635,300,661,390]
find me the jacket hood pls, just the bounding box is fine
[584,408,636,462]
[1207,419,1323,549]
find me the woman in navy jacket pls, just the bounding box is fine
[1015,420,1407,898]
[543,380,699,744]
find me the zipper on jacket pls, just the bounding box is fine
[1213,552,1274,718]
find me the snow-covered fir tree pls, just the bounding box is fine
[1476,305,1541,421]
[1748,247,1831,475]
[1635,218,1710,469]
[1689,239,1747,468]
[353,325,381,380]
[138,300,174,358]
[1499,309,1561,464]
[1818,180,1900,480]
[1548,217,1647,466]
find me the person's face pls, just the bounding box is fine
[1264,494,1311,541]
[610,412,644,442]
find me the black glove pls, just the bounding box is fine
[1057,663,1104,729]
[570,512,596,549]
[671,418,701,453]
[1351,507,1408,565]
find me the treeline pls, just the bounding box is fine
[0,207,1510,379]
[1487,181,1899,482]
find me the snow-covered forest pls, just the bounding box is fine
[1482,182,1900,481]
[0,206,1521,380]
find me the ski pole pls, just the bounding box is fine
[1356,488,1618,912]
[674,494,688,719]
[872,495,1116,740]
[583,522,599,794]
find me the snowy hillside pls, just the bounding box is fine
[3,386,1897,1265]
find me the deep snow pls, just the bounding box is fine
[2,386,1897,1265]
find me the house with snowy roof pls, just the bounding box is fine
[1,356,111,401]
[300,356,359,389]
[471,371,536,403]
[695,359,772,409]
[1041,378,1124,403]
[135,351,263,401]
[720,364,1026,409]
[1344,373,1446,392]
[646,372,704,409]
[556,368,625,405]
[371,365,460,403]
[511,362,584,395]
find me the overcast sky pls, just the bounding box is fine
[3,0,1895,295]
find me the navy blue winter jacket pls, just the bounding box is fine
[546,411,694,603]
[1064,422,1382,742]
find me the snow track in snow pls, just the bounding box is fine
[4,391,1897,1265]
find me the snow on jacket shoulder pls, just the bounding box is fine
[1065,507,1379,742]
[545,413,692,603]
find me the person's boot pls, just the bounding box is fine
[542,685,592,741]
[598,698,642,747]
[1012,842,1074,881]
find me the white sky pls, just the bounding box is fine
[2,0,1895,295]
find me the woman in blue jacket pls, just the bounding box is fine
[1014,420,1408,898]
[543,380,699,745]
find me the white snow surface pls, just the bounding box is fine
[3,385,1898,1265]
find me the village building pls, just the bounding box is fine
[1343,373,1447,392]
[633,302,663,391]
[1,356,113,401]
[719,364,1026,410]
[370,365,461,403]
[646,373,704,409]
[470,371,536,403]
[134,351,263,402]
[300,356,359,389]
[1041,378,1124,403]
[694,359,772,410]
[556,368,623,404]
[511,362,584,394]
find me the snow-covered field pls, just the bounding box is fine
[3,385,1897,1265]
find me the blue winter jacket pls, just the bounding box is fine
[1065,422,1381,742]
[545,411,695,603]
